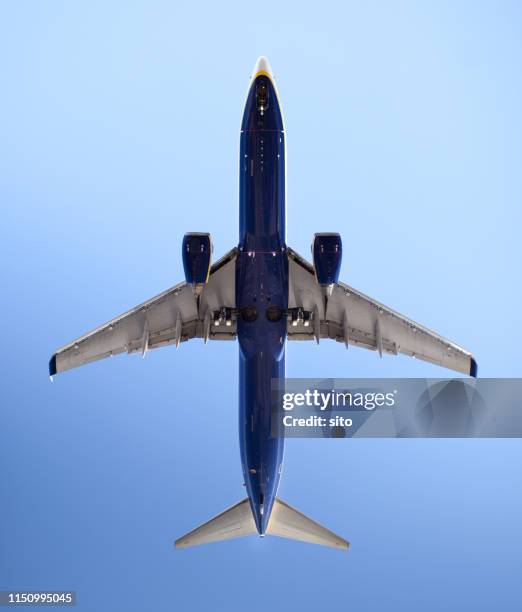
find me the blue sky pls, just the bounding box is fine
[1,1,522,610]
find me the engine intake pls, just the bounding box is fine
[312,233,342,296]
[182,233,213,294]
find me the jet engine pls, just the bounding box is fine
[182,232,213,294]
[312,233,342,296]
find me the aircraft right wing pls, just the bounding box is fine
[286,248,477,377]
[50,248,238,376]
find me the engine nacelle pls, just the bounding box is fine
[312,233,342,296]
[182,233,213,294]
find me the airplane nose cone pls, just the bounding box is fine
[252,56,274,80]
[241,56,283,131]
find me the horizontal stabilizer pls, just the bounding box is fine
[175,498,256,549]
[267,498,349,550]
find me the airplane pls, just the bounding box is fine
[49,56,477,551]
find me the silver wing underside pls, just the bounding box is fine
[50,245,475,377]
[286,248,476,377]
[50,248,238,375]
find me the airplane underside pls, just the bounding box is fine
[49,57,476,551]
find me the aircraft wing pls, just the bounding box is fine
[286,248,477,377]
[49,248,238,376]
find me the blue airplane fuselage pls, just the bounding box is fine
[236,72,286,533]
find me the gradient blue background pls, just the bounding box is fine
[1,1,522,610]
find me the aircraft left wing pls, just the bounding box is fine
[286,248,477,377]
[49,248,237,376]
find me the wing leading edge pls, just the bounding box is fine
[286,248,477,377]
[49,248,238,376]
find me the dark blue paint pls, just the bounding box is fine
[236,75,287,533]
[182,233,212,285]
[49,354,57,377]
[470,357,478,378]
[312,233,343,286]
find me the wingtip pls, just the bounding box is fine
[49,354,57,377]
[470,357,478,378]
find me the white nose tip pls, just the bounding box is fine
[252,56,273,79]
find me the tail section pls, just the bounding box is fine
[175,497,348,550]
[175,498,256,549]
[267,498,348,550]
